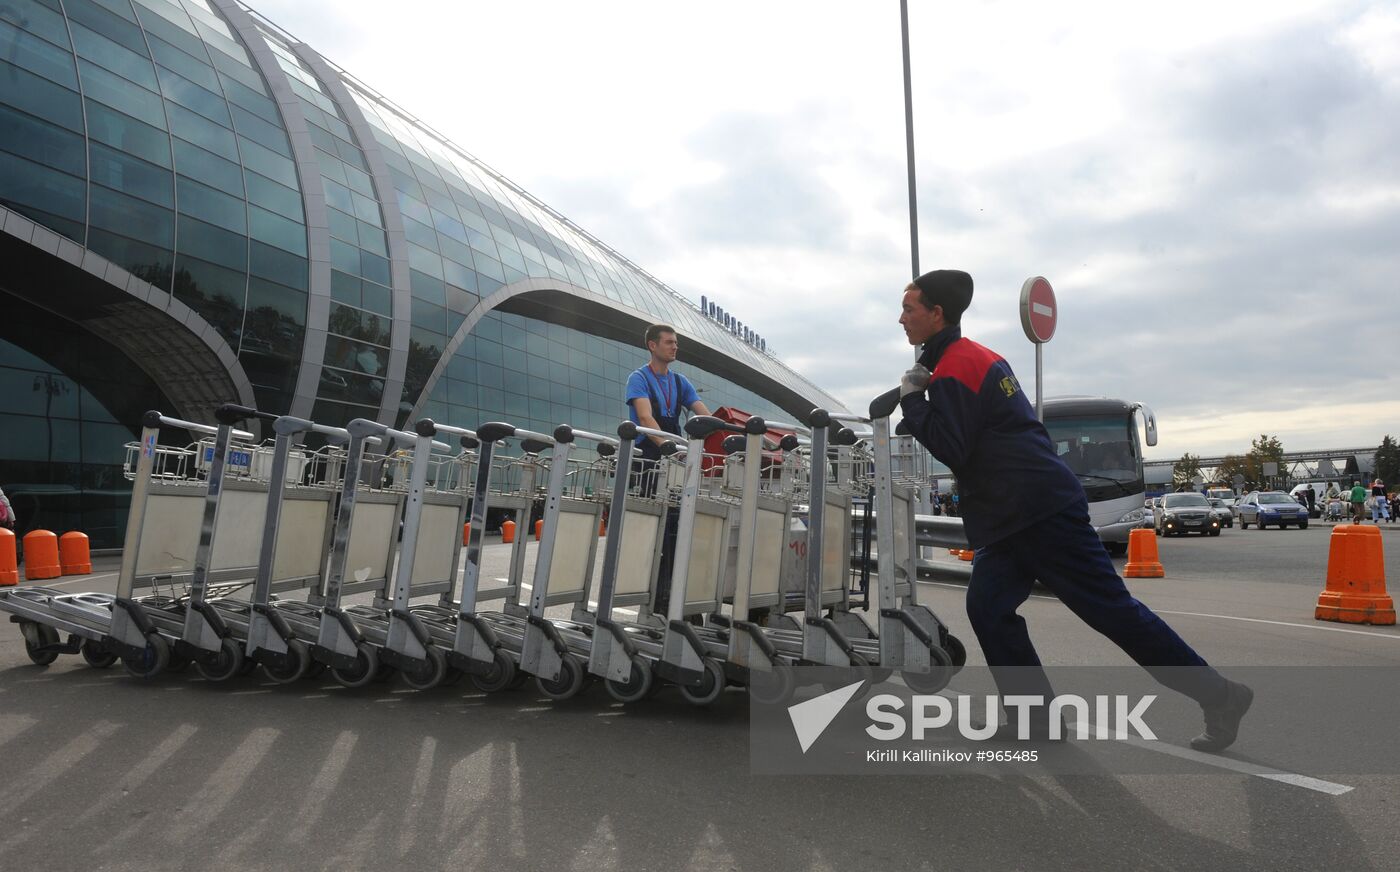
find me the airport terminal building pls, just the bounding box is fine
[0,0,843,546]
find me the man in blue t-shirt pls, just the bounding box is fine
[626,324,709,454]
[626,324,710,618]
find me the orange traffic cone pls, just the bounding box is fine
[1123,528,1164,578]
[1315,525,1394,625]
[534,519,543,541]
[0,528,17,586]
[957,549,974,562]
[59,531,91,575]
[502,519,516,544]
[461,522,471,546]
[21,530,61,580]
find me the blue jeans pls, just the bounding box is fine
[968,500,1228,707]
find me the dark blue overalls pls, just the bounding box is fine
[899,327,1230,718]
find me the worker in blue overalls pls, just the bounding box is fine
[627,324,710,618]
[896,270,1253,751]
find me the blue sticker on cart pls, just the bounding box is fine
[144,434,156,457]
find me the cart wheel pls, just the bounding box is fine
[23,623,60,666]
[330,643,379,689]
[748,660,796,706]
[400,647,448,691]
[122,634,170,679]
[81,640,118,669]
[262,640,310,684]
[604,655,654,704]
[237,654,259,677]
[535,653,587,701]
[468,649,517,693]
[901,643,955,694]
[194,638,245,682]
[944,633,968,671]
[679,658,726,706]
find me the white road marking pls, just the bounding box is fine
[923,581,1400,640]
[1064,721,1354,796]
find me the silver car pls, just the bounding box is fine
[1155,492,1221,537]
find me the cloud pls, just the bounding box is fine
[245,0,1400,458]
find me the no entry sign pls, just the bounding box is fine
[1019,276,1057,344]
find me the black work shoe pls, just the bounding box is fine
[1190,681,1254,753]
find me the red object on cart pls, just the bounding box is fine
[700,407,796,475]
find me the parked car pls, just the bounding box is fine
[1155,492,1221,537]
[1207,498,1234,528]
[1235,491,1310,530]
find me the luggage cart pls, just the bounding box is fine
[859,389,966,690]
[0,410,257,678]
[447,422,609,700]
[600,417,744,704]
[239,412,360,683]
[306,418,454,688]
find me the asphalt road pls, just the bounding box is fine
[2,524,1399,871]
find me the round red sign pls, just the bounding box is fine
[1019,276,1057,344]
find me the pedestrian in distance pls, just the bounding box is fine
[1350,481,1368,524]
[895,268,1252,751]
[1371,478,1391,524]
[0,485,14,531]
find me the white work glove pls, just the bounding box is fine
[900,364,931,398]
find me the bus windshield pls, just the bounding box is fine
[1044,414,1141,491]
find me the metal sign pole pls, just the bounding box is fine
[1036,342,1043,422]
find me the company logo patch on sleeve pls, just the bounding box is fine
[999,375,1021,397]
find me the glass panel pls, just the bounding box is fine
[323,335,388,376]
[176,213,246,271]
[244,170,302,220]
[8,0,72,47]
[248,205,307,256]
[0,105,86,176]
[0,61,84,132]
[0,17,79,90]
[166,101,239,161]
[90,183,174,249]
[70,21,157,91]
[176,176,245,232]
[359,250,389,286]
[77,59,166,129]
[237,136,299,189]
[86,226,171,286]
[360,280,391,316]
[230,104,290,156]
[220,75,280,124]
[0,151,86,222]
[145,34,219,91]
[327,207,358,244]
[249,240,307,291]
[156,65,233,127]
[172,138,240,194]
[64,0,147,54]
[89,141,172,207]
[173,254,246,339]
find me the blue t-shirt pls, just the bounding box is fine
[626,366,700,439]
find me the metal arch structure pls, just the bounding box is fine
[0,205,258,428]
[1145,446,1382,486]
[409,277,850,424]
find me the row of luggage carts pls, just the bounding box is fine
[1,387,964,705]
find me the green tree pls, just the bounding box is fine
[1172,452,1203,489]
[1376,435,1400,487]
[1217,453,1255,489]
[1247,434,1285,485]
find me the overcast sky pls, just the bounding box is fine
[250,0,1400,459]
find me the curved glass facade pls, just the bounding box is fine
[0,0,844,546]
